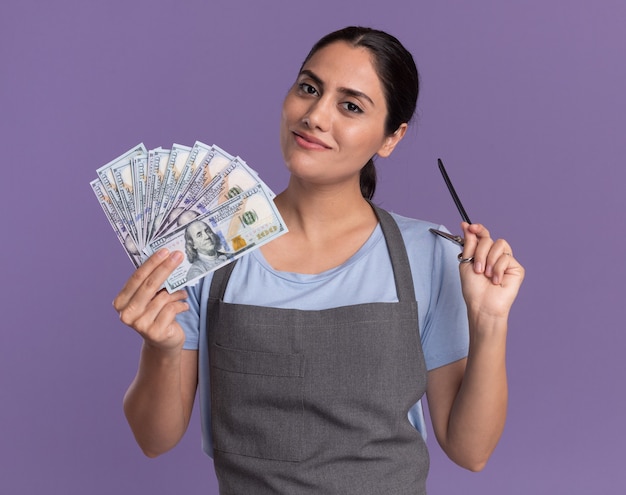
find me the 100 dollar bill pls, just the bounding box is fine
[96,143,147,248]
[145,184,287,292]
[156,157,261,237]
[90,178,143,268]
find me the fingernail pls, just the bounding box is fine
[492,275,500,285]
[171,251,184,262]
[157,248,169,258]
[474,262,482,273]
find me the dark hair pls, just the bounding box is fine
[300,26,420,199]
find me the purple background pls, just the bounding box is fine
[2,1,625,493]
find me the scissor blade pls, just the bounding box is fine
[429,228,465,247]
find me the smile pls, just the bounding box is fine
[293,131,331,150]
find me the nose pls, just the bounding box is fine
[303,96,332,132]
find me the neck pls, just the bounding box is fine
[275,176,375,237]
[260,174,379,273]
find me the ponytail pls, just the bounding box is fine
[359,159,376,200]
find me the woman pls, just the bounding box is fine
[114,26,524,494]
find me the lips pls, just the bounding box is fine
[293,131,331,150]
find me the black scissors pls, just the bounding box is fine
[429,158,471,247]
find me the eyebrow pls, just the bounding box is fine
[299,69,375,106]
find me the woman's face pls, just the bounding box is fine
[188,221,217,255]
[280,41,404,189]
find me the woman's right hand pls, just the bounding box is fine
[113,248,189,352]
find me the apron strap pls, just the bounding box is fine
[368,202,416,303]
[208,256,239,300]
[209,202,416,303]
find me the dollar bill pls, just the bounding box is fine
[144,148,171,242]
[90,178,143,267]
[131,152,148,248]
[156,157,260,237]
[156,144,234,237]
[96,143,147,249]
[156,143,192,234]
[91,142,284,289]
[113,156,138,238]
[178,146,234,209]
[145,184,287,292]
[166,141,220,214]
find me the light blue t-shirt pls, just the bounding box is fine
[177,211,469,457]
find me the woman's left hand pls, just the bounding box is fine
[458,222,525,319]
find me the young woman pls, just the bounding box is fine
[114,26,524,495]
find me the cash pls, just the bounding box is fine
[91,142,287,291]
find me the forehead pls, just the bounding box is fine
[301,42,383,96]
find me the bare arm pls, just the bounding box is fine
[123,347,198,457]
[113,249,198,457]
[427,222,524,471]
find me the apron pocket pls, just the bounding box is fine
[210,343,305,462]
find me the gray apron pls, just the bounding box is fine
[207,205,429,494]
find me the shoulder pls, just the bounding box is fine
[386,210,448,253]
[388,211,440,237]
[383,209,461,273]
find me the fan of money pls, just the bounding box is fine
[90,142,287,292]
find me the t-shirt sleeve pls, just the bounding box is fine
[420,225,470,370]
[176,280,203,350]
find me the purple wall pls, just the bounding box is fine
[2,1,625,493]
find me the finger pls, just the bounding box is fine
[135,300,189,348]
[114,250,184,316]
[124,289,188,332]
[460,222,478,259]
[462,223,492,274]
[488,244,514,285]
[113,248,171,311]
[152,300,190,341]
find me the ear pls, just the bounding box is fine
[376,123,408,158]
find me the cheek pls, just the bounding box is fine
[279,107,289,139]
[279,101,297,157]
[358,121,388,154]
[281,94,299,128]
[341,126,377,152]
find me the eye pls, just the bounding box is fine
[342,101,363,114]
[298,82,319,96]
